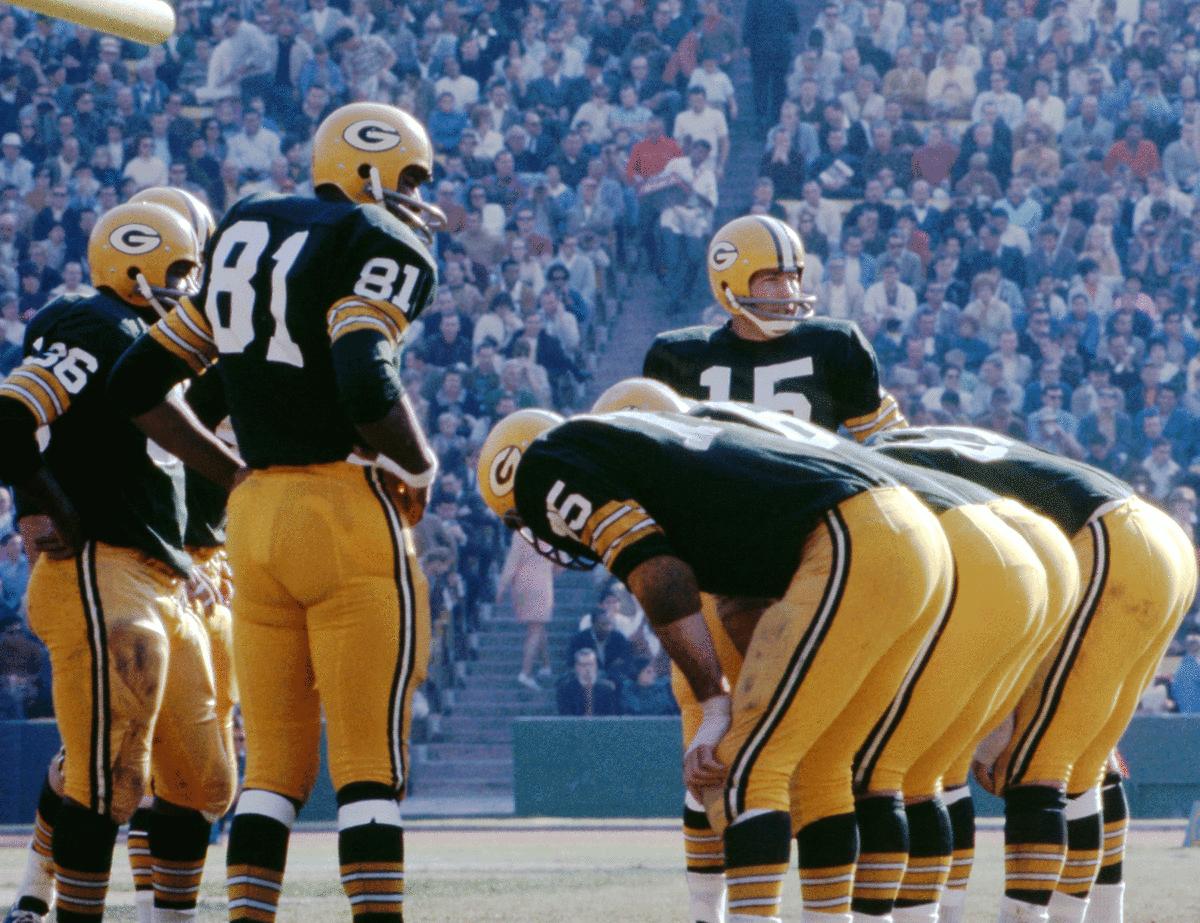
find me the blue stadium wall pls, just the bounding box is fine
[511,715,1200,819]
[3,716,1199,821]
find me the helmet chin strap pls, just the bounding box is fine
[134,273,170,319]
[135,273,194,320]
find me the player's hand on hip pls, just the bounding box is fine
[21,513,81,561]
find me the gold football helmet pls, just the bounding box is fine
[128,187,216,251]
[590,378,693,414]
[311,102,446,243]
[708,215,810,338]
[88,202,201,315]
[477,409,563,519]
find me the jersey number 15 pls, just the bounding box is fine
[699,358,814,419]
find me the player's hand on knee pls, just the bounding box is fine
[685,693,731,795]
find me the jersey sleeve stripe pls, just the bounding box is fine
[0,380,51,425]
[149,322,213,374]
[161,309,215,354]
[591,509,659,561]
[580,500,632,546]
[5,367,66,420]
[328,314,399,345]
[601,520,665,568]
[16,363,70,409]
[176,299,216,346]
[327,296,410,341]
[844,393,907,441]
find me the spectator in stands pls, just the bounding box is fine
[0,529,27,620]
[0,617,43,718]
[1171,635,1200,713]
[497,533,555,693]
[566,605,632,683]
[620,658,678,716]
[556,648,620,717]
[657,137,716,315]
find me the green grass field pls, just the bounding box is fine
[2,823,1196,921]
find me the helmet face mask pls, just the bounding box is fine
[729,268,814,338]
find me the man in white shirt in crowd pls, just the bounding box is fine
[227,108,283,179]
[673,86,728,175]
[862,258,918,326]
[0,133,32,195]
[817,253,865,320]
[435,55,479,112]
[972,70,1023,127]
[658,138,718,316]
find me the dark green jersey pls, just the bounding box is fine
[688,402,996,512]
[643,318,903,439]
[0,294,188,573]
[872,426,1132,536]
[189,193,438,468]
[513,411,889,598]
[182,370,228,549]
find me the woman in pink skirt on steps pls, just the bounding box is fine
[496,536,557,690]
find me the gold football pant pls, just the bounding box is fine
[186,545,238,800]
[226,462,431,801]
[940,500,1082,788]
[27,542,233,823]
[856,504,1048,800]
[996,497,1198,792]
[707,487,953,832]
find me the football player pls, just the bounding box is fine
[477,407,955,923]
[872,427,1198,923]
[591,379,1066,923]
[643,215,905,441]
[0,203,237,921]
[129,184,240,923]
[4,188,235,923]
[109,102,442,923]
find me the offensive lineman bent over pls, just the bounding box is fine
[110,102,444,921]
[477,408,954,922]
[875,427,1197,923]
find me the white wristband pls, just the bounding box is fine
[351,452,438,488]
[688,694,732,751]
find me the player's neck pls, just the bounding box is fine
[729,316,773,342]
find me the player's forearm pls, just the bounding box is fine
[109,334,196,416]
[628,555,723,702]
[355,393,438,486]
[132,399,244,492]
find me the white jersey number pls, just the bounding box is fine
[699,357,815,419]
[205,221,308,368]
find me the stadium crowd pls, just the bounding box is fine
[3,0,1200,718]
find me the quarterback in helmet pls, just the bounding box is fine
[110,102,439,923]
[644,214,905,441]
[0,203,237,922]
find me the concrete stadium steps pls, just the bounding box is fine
[409,570,600,798]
